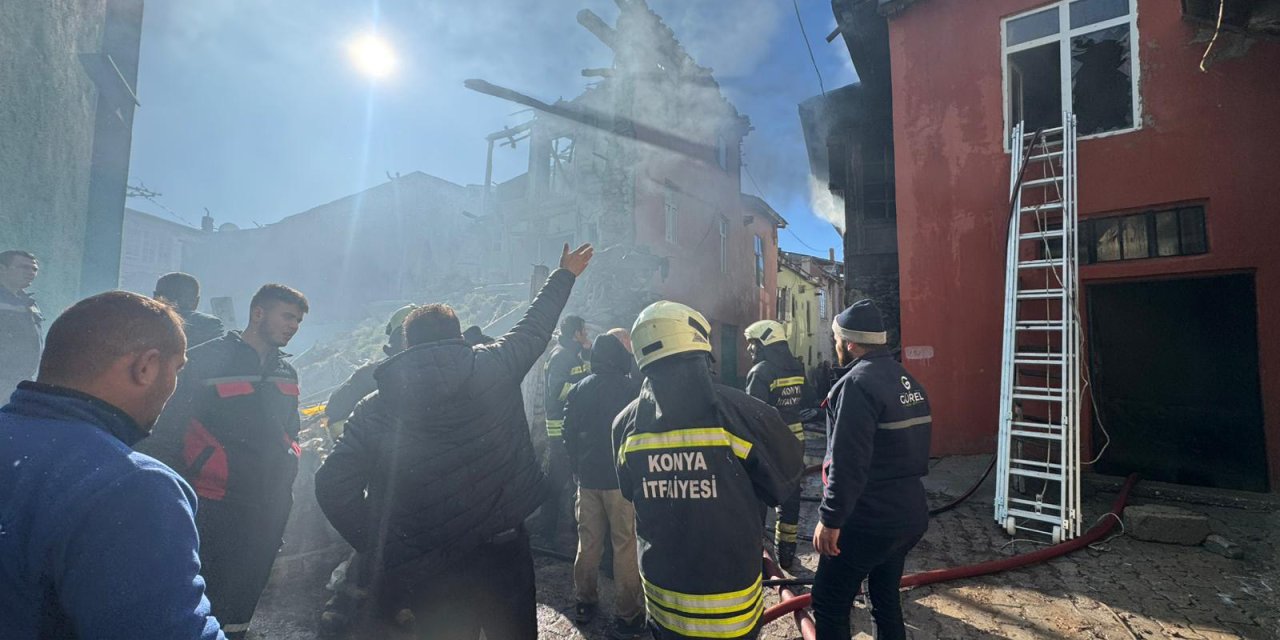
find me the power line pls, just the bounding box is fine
[792,0,827,97]
[126,180,196,227]
[743,162,831,255]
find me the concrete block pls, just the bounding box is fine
[1123,504,1210,546]
[1203,534,1244,559]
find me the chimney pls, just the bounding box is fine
[828,247,835,263]
[201,212,214,233]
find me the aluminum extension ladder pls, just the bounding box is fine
[995,115,1082,543]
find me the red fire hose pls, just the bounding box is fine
[761,473,1138,627]
[762,553,817,640]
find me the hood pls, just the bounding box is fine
[373,339,477,426]
[763,342,805,375]
[641,352,718,425]
[590,333,631,375]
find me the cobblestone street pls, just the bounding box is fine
[255,452,1280,639]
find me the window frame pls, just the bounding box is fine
[754,235,765,288]
[663,186,678,245]
[719,216,729,274]
[1001,0,1142,149]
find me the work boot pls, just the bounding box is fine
[777,541,797,571]
[610,614,647,639]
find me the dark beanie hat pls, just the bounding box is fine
[832,299,887,345]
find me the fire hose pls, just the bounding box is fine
[760,473,1138,627]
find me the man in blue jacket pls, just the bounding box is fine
[0,290,223,640]
[811,299,932,640]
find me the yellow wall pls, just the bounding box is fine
[777,263,834,369]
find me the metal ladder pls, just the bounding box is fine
[995,114,1082,543]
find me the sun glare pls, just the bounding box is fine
[347,33,396,80]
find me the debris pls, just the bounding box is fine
[1204,534,1244,559]
[1123,504,1211,546]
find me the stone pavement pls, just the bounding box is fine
[254,451,1280,639]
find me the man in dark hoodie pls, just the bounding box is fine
[154,272,225,349]
[562,333,644,637]
[744,320,812,569]
[314,243,593,639]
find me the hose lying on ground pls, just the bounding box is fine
[762,552,816,640]
[761,473,1139,626]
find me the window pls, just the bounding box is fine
[860,139,896,220]
[1003,0,1138,140]
[664,186,678,244]
[1080,205,1208,264]
[754,235,765,288]
[548,136,574,194]
[777,287,789,321]
[719,217,729,273]
[817,288,827,320]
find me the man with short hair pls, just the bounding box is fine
[0,291,224,639]
[615,302,804,640]
[562,332,644,637]
[539,313,593,543]
[315,244,593,639]
[811,299,931,640]
[155,272,225,348]
[0,250,43,396]
[142,283,309,639]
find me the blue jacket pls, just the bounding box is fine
[0,382,224,640]
[820,350,932,535]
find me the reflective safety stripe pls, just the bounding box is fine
[204,375,260,386]
[788,422,804,441]
[643,576,764,638]
[619,428,752,464]
[775,521,799,543]
[557,382,573,402]
[769,376,806,391]
[570,363,591,376]
[546,419,565,437]
[878,415,932,430]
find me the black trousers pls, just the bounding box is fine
[405,531,538,640]
[537,440,573,539]
[196,496,293,633]
[811,530,923,640]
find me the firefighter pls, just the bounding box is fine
[538,314,592,544]
[615,302,803,640]
[0,250,43,397]
[154,272,226,348]
[743,320,812,569]
[811,299,931,640]
[325,304,417,428]
[314,243,594,639]
[140,283,309,640]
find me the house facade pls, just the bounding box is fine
[118,208,204,296]
[777,250,845,371]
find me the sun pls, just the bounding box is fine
[347,33,396,80]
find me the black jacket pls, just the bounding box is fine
[544,339,589,437]
[325,359,380,423]
[820,349,932,535]
[140,331,302,509]
[0,286,42,393]
[563,334,640,490]
[614,354,803,640]
[314,269,578,594]
[178,309,225,349]
[744,341,812,439]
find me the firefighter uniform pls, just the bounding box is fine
[812,300,931,640]
[616,302,803,640]
[743,321,811,567]
[140,331,302,637]
[539,331,591,540]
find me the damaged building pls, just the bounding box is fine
[486,0,786,385]
[817,0,1280,492]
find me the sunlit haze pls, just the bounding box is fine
[347,32,396,80]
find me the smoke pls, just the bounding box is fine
[808,174,845,233]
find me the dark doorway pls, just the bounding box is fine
[1087,275,1268,491]
[719,323,740,388]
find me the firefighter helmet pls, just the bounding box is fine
[630,301,713,370]
[744,320,787,346]
[386,304,419,336]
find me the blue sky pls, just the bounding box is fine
[127,0,856,259]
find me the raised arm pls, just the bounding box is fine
[488,244,593,378]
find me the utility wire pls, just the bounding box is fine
[744,162,830,255]
[126,181,196,227]
[792,0,827,97]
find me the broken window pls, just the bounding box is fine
[754,235,765,288]
[1003,0,1138,142]
[548,136,575,194]
[1082,204,1208,264]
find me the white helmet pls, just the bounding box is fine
[630,301,713,370]
[744,320,787,346]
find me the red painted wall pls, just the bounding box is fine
[888,0,1280,482]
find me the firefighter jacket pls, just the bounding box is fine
[614,353,804,639]
[744,341,812,440]
[544,338,590,438]
[179,309,225,349]
[313,269,578,596]
[140,331,302,510]
[820,349,932,536]
[563,333,640,490]
[0,286,42,394]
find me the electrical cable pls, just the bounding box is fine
[791,0,827,97]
